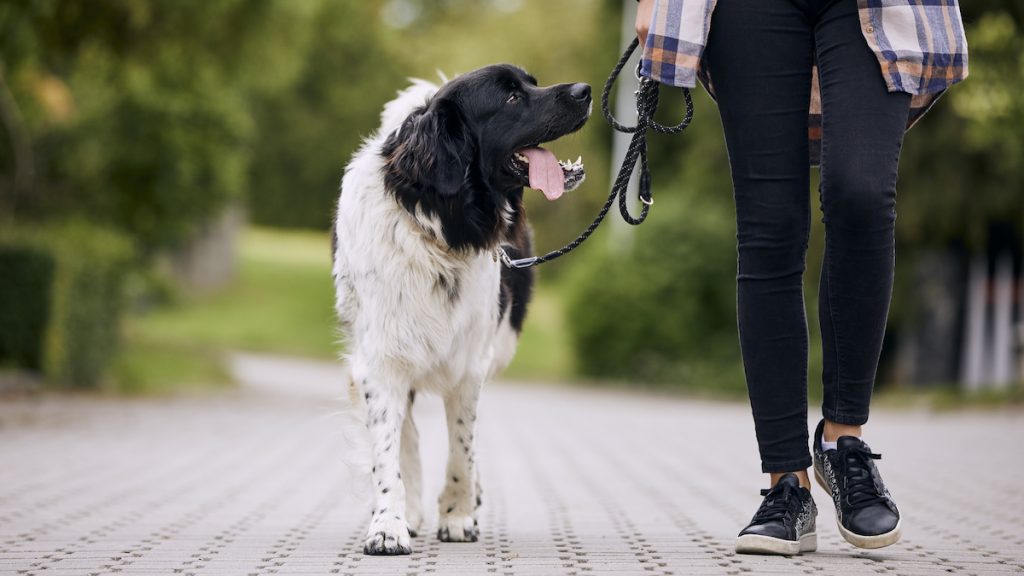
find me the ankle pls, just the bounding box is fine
[770,470,810,490]
[823,419,862,443]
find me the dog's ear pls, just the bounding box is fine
[383,97,472,198]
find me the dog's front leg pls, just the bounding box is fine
[361,376,412,555]
[437,382,481,542]
[400,390,423,537]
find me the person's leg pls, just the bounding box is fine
[814,0,911,433]
[705,0,820,556]
[811,0,910,549]
[704,0,815,480]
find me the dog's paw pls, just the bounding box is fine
[407,510,423,538]
[363,516,412,555]
[437,514,479,543]
[405,512,421,537]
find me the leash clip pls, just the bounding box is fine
[498,247,538,269]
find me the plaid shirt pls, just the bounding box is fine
[640,0,969,164]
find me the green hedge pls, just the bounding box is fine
[563,194,746,393]
[0,243,54,370]
[0,223,133,388]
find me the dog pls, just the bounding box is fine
[332,64,591,555]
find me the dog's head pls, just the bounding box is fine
[382,64,591,251]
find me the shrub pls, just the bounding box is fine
[0,223,133,388]
[563,193,745,393]
[0,243,54,370]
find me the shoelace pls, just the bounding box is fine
[752,482,801,524]
[839,445,888,510]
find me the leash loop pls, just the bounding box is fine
[499,37,692,269]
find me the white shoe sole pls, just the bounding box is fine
[814,467,902,549]
[735,532,817,556]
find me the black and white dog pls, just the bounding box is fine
[333,65,591,555]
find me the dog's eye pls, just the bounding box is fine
[506,92,520,104]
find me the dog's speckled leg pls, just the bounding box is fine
[361,377,412,555]
[437,383,481,543]
[400,390,423,537]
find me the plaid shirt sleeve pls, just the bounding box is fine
[639,0,717,88]
[638,0,969,165]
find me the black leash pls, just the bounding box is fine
[499,38,693,269]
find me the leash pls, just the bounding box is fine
[499,38,693,269]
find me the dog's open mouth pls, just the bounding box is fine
[508,147,586,201]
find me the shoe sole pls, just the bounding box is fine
[814,467,902,549]
[735,532,817,556]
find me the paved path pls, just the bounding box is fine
[1,354,1022,575]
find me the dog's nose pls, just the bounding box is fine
[569,83,591,102]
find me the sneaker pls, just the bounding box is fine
[812,419,901,549]
[735,473,818,555]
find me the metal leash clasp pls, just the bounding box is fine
[498,247,538,269]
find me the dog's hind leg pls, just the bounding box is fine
[400,390,423,537]
[359,372,413,555]
[437,382,482,542]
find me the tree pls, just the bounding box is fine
[0,0,322,254]
[248,1,411,230]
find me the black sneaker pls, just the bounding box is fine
[812,419,901,549]
[735,473,818,555]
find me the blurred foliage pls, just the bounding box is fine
[114,227,335,394]
[0,0,1019,392]
[248,2,410,229]
[885,6,1024,354]
[0,0,321,254]
[130,228,338,358]
[898,7,1024,250]
[566,2,1023,390]
[564,85,746,390]
[0,222,132,388]
[0,240,53,370]
[111,338,230,396]
[565,193,744,390]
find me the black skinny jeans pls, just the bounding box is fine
[704,0,911,473]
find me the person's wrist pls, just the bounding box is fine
[635,0,655,48]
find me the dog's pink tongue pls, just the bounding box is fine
[522,147,564,201]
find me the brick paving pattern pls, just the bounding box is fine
[2,354,1022,575]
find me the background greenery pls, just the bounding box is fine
[0,0,1020,396]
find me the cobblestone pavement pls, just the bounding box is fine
[2,354,1022,575]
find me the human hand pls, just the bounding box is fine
[636,0,655,47]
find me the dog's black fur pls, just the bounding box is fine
[379,64,591,332]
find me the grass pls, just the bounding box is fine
[112,226,1022,408]
[113,226,573,393]
[874,384,1024,411]
[110,340,230,395]
[113,227,338,394]
[504,283,576,381]
[131,228,338,358]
